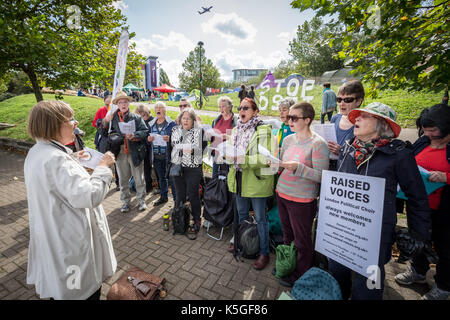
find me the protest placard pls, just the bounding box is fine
[315,170,385,278]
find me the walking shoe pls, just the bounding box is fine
[394,266,426,285]
[138,201,147,211]
[120,204,130,213]
[421,284,450,300]
[153,197,168,206]
[253,255,269,270]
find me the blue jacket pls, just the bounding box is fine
[146,116,176,164]
[322,88,337,113]
[337,138,431,248]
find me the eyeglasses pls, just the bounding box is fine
[287,115,308,122]
[179,104,189,108]
[237,106,251,111]
[337,97,357,103]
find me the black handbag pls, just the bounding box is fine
[169,163,182,177]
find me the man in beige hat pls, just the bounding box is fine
[102,91,149,212]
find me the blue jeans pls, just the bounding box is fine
[321,111,333,124]
[235,195,269,256]
[153,157,176,201]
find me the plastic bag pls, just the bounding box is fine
[275,242,297,278]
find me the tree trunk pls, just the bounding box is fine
[22,65,43,102]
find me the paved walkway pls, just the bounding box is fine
[0,148,436,300]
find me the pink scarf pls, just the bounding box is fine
[232,116,260,170]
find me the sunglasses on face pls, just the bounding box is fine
[287,115,308,122]
[237,106,251,111]
[179,104,188,108]
[337,97,357,103]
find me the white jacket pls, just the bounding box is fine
[24,140,117,299]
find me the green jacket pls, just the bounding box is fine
[227,123,276,198]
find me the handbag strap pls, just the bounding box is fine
[127,276,163,300]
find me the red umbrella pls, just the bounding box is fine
[153,84,177,93]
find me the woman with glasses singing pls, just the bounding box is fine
[226,98,275,270]
[328,80,365,169]
[273,102,329,287]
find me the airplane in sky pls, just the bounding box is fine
[198,6,213,14]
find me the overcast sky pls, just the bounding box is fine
[114,0,315,87]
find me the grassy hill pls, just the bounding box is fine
[166,84,442,128]
[0,85,443,149]
[0,94,215,149]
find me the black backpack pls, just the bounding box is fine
[172,202,190,235]
[234,217,260,260]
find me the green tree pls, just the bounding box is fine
[273,59,298,79]
[288,16,345,78]
[291,0,449,93]
[0,0,141,102]
[159,68,171,86]
[179,45,221,102]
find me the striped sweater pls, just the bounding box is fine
[276,132,330,202]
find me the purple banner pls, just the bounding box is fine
[150,60,157,88]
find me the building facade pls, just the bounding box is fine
[232,68,267,83]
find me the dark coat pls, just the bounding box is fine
[337,138,432,252]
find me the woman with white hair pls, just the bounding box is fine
[147,101,177,206]
[329,102,431,300]
[170,108,207,239]
[210,96,238,177]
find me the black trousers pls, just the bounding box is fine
[412,209,450,291]
[173,166,203,223]
[143,153,153,193]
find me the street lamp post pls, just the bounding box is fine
[198,41,204,108]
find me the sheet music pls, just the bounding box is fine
[312,124,338,160]
[150,133,167,147]
[118,120,135,135]
[258,144,280,163]
[79,147,104,170]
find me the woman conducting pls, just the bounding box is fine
[329,102,431,300]
[24,100,117,300]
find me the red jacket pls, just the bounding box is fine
[92,106,108,128]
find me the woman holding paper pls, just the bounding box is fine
[210,96,238,177]
[329,102,431,300]
[227,97,275,270]
[274,102,329,287]
[24,100,117,300]
[170,108,207,240]
[395,104,450,300]
[147,102,177,206]
[328,80,365,170]
[101,91,149,213]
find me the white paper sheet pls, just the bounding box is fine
[118,120,136,135]
[79,147,104,170]
[202,124,224,139]
[258,144,280,163]
[263,119,283,130]
[312,124,339,160]
[215,141,245,158]
[150,133,167,147]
